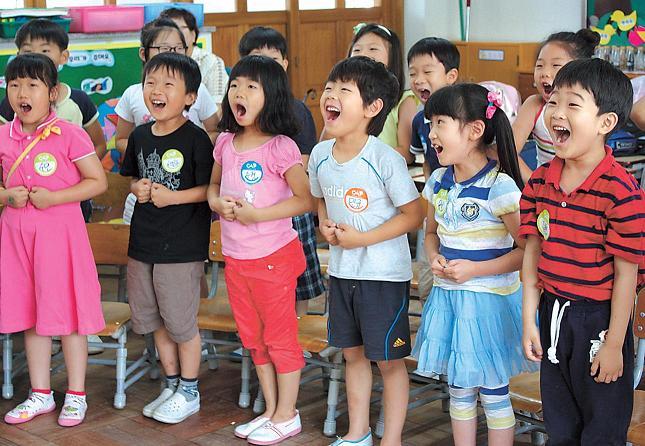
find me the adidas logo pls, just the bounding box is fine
[393,338,406,348]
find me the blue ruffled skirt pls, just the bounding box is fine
[412,286,537,389]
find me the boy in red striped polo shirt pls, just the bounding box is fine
[519,58,644,445]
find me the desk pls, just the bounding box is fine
[616,154,645,183]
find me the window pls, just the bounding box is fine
[345,0,377,7]
[46,0,103,6]
[298,0,335,10]
[247,0,286,11]
[193,0,236,13]
[3,0,25,7]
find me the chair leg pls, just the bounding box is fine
[2,334,13,399]
[208,263,219,299]
[323,351,343,437]
[200,330,219,370]
[144,333,160,380]
[253,387,265,414]
[117,265,127,303]
[375,402,385,438]
[239,348,251,408]
[114,331,127,409]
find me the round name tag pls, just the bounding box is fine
[33,152,57,177]
[344,187,369,213]
[241,161,263,185]
[162,149,184,173]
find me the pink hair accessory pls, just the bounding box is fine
[485,91,503,119]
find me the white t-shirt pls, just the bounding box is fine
[308,136,419,282]
[115,82,217,128]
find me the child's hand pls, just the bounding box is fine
[443,259,476,283]
[28,186,56,209]
[210,195,236,221]
[233,199,258,225]
[5,186,29,208]
[334,223,364,249]
[150,183,175,208]
[320,219,339,245]
[591,344,623,383]
[430,254,448,278]
[132,178,152,203]
[522,322,543,362]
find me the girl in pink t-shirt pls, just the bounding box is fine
[207,55,312,445]
[0,54,106,427]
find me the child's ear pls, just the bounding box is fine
[365,98,384,118]
[447,68,458,85]
[598,112,619,137]
[138,47,146,63]
[59,49,70,66]
[468,119,486,140]
[185,92,197,108]
[280,58,289,71]
[49,85,59,104]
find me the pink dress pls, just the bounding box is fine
[0,112,105,335]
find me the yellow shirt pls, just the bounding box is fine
[377,90,421,149]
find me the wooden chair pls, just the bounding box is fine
[628,288,645,445]
[90,172,131,222]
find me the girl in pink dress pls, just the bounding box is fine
[0,54,107,427]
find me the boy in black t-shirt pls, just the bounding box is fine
[238,27,326,316]
[120,53,213,424]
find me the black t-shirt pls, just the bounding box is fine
[291,99,317,156]
[120,121,214,263]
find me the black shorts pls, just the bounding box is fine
[328,276,410,361]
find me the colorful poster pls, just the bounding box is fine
[588,0,645,46]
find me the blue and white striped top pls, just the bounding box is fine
[423,160,521,295]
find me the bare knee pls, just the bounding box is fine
[343,346,368,364]
[376,359,406,375]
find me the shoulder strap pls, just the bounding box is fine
[4,119,60,187]
[533,101,546,128]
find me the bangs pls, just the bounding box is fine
[424,86,465,120]
[5,53,57,89]
[228,56,265,84]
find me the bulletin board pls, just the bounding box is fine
[587,0,645,46]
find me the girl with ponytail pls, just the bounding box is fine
[412,83,534,446]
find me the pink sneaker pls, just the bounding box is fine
[246,411,301,445]
[58,393,87,427]
[5,391,56,424]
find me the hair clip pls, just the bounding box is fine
[353,22,392,37]
[485,91,503,119]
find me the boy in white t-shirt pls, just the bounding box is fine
[308,56,424,446]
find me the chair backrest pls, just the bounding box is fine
[634,287,645,389]
[91,172,132,222]
[209,220,224,262]
[86,223,130,266]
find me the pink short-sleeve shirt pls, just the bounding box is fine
[214,132,302,259]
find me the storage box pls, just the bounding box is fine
[67,6,144,34]
[0,16,71,39]
[142,3,204,27]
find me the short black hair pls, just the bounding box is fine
[348,23,404,103]
[159,7,199,45]
[5,53,58,90]
[326,56,399,136]
[143,52,201,102]
[140,17,187,61]
[218,55,299,137]
[238,26,288,58]
[14,18,69,50]
[407,37,460,72]
[553,58,633,137]
[540,29,600,60]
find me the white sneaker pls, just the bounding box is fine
[247,411,301,445]
[87,335,105,355]
[329,430,373,446]
[4,391,56,424]
[152,391,199,424]
[58,393,87,427]
[142,387,175,418]
[234,415,270,439]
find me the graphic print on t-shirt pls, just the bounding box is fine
[137,149,180,190]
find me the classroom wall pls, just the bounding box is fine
[404,0,586,51]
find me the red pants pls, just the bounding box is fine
[224,238,306,374]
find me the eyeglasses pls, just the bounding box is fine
[148,45,187,54]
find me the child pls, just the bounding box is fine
[309,56,424,446]
[238,26,325,316]
[0,18,107,222]
[115,17,218,154]
[512,29,599,182]
[207,55,312,445]
[407,37,459,180]
[412,83,533,446]
[159,7,229,105]
[120,52,213,424]
[520,58,643,445]
[349,23,419,163]
[0,53,107,426]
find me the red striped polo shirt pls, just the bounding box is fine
[519,148,644,301]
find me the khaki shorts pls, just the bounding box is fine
[127,259,201,343]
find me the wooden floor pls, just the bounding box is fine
[0,269,638,445]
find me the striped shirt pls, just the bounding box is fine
[423,160,521,295]
[519,148,644,301]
